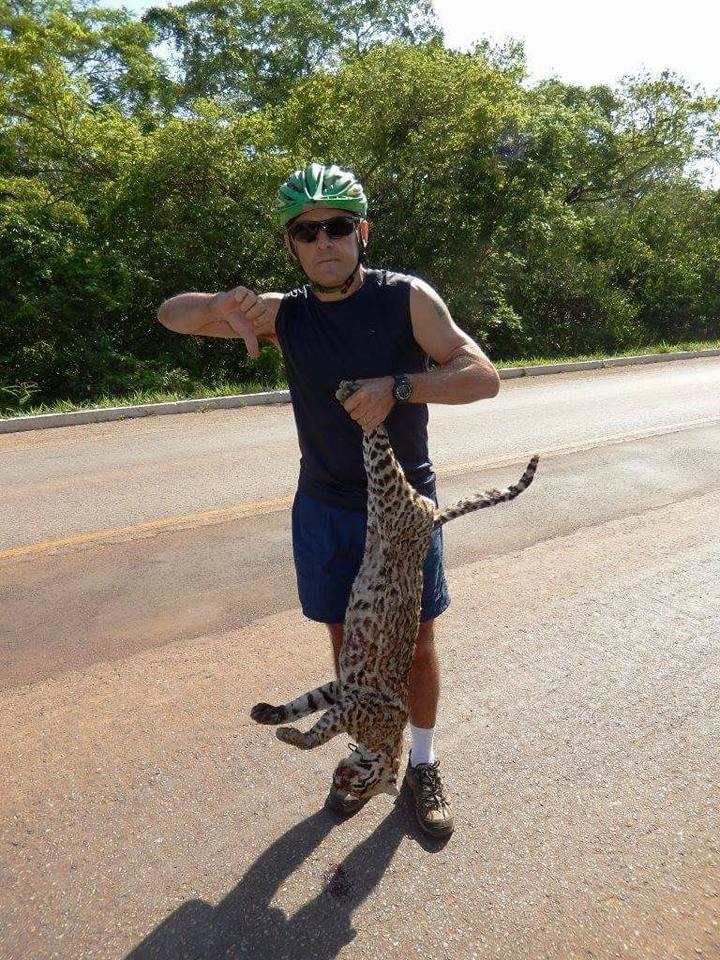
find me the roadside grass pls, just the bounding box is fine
[2,338,718,420]
[0,378,282,419]
[492,338,720,369]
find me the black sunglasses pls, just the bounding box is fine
[288,215,361,244]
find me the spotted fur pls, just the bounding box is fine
[251,379,539,803]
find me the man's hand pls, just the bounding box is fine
[341,377,395,432]
[208,286,268,358]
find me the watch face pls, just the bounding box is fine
[394,378,412,401]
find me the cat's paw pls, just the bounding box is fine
[335,380,359,404]
[276,726,308,749]
[251,702,286,725]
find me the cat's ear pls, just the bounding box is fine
[380,756,401,795]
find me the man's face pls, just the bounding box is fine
[285,205,370,288]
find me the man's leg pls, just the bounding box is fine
[329,619,442,747]
[404,618,454,838]
[408,618,440,729]
[327,623,343,676]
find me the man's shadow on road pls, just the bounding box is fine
[126,794,445,960]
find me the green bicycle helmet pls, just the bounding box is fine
[278,162,369,295]
[277,162,367,226]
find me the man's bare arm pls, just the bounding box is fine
[157,289,282,355]
[341,278,499,431]
[405,278,500,403]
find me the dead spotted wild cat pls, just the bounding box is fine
[251,379,539,806]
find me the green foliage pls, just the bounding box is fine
[141,0,441,110]
[1,0,177,116]
[1,0,719,413]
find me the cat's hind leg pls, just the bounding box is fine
[276,704,345,750]
[250,681,339,725]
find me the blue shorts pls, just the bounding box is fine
[291,489,451,625]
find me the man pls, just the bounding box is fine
[158,162,500,838]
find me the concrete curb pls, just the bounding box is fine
[2,348,719,435]
[497,348,720,379]
[0,389,292,435]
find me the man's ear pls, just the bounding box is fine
[283,232,299,262]
[358,219,371,263]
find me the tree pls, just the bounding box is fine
[141,0,441,110]
[1,1,718,414]
[0,0,176,117]
[529,71,720,208]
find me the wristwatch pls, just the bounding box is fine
[392,374,413,403]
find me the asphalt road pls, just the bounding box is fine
[1,357,719,959]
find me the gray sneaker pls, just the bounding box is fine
[403,757,455,838]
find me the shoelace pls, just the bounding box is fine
[413,762,447,811]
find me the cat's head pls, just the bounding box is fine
[332,744,401,801]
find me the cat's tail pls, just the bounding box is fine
[433,454,539,529]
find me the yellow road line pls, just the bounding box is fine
[0,497,291,561]
[3,415,719,562]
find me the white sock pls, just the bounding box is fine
[409,723,436,767]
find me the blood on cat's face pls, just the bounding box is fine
[332,750,400,801]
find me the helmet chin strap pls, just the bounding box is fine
[290,228,367,295]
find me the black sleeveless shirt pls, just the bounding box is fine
[275,268,436,511]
